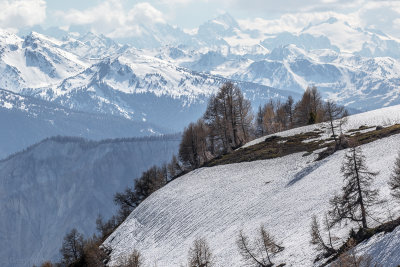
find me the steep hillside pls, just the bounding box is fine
[104,105,400,266]
[0,135,180,267]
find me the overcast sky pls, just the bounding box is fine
[1,0,400,38]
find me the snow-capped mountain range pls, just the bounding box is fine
[1,26,297,131]
[3,14,400,122]
[1,13,400,157]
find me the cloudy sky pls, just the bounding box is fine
[1,0,400,38]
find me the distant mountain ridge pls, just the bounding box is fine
[0,88,167,158]
[0,134,180,267]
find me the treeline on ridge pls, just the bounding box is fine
[179,82,347,170]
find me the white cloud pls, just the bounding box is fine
[152,0,400,38]
[237,0,400,39]
[12,0,400,41]
[56,0,166,38]
[0,0,46,31]
[56,0,124,34]
[157,0,363,14]
[128,3,165,25]
[157,0,193,5]
[238,11,361,35]
[356,1,400,37]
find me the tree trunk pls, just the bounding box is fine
[330,117,338,147]
[353,150,368,228]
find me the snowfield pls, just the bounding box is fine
[354,226,400,266]
[104,106,400,266]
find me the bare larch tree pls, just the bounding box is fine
[324,100,348,149]
[310,214,336,256]
[204,82,253,153]
[237,225,284,267]
[60,228,85,265]
[256,104,267,137]
[179,119,209,170]
[188,237,214,267]
[118,249,143,267]
[388,151,400,200]
[167,154,184,179]
[329,145,379,229]
[294,86,323,126]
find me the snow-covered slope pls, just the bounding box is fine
[104,105,400,266]
[0,31,87,92]
[352,225,400,265]
[0,135,180,267]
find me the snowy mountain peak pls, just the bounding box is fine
[212,12,240,30]
[22,31,62,48]
[325,16,339,24]
[197,13,240,40]
[299,17,400,55]
[0,30,88,92]
[78,31,119,48]
[59,32,125,59]
[312,16,339,28]
[267,44,308,61]
[0,30,22,46]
